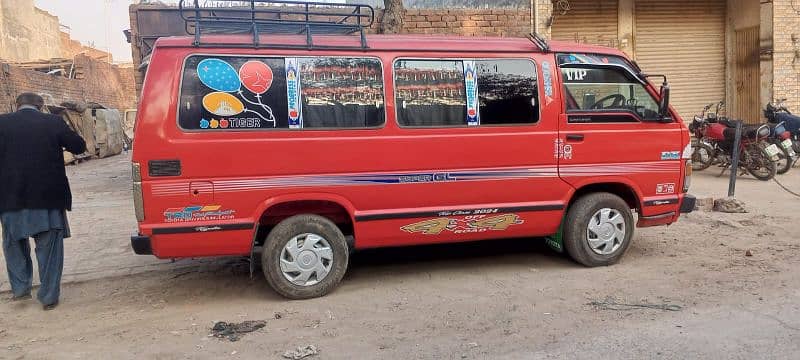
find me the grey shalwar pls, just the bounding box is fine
[1,209,70,305]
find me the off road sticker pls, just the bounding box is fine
[164,205,235,223]
[656,183,676,195]
[660,151,680,160]
[401,213,524,235]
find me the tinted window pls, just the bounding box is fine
[561,66,660,121]
[476,59,539,125]
[394,59,539,127]
[395,60,467,127]
[178,55,384,130]
[298,57,385,128]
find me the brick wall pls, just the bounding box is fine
[0,55,137,113]
[772,0,800,110]
[401,8,531,36]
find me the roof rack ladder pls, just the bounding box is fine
[179,0,375,50]
[192,0,201,46]
[251,0,259,47]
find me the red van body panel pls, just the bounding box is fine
[132,35,691,259]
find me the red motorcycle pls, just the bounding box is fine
[690,102,780,181]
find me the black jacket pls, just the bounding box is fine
[0,108,87,212]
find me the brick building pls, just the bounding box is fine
[128,0,797,123]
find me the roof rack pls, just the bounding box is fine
[178,0,375,50]
[526,32,550,52]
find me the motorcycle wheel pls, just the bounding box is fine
[745,143,777,181]
[691,142,715,171]
[774,143,792,175]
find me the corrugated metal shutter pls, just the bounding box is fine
[551,0,619,48]
[634,0,726,120]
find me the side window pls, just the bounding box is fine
[561,67,661,121]
[178,55,385,130]
[476,59,539,125]
[394,59,540,127]
[298,57,385,128]
[394,60,466,127]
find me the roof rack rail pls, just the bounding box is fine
[526,32,550,53]
[178,0,375,50]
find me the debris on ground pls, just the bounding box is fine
[282,345,319,359]
[210,320,266,342]
[713,197,747,213]
[746,250,754,257]
[587,297,683,312]
[694,197,715,212]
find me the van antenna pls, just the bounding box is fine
[527,32,550,52]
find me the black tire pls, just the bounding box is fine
[774,142,792,175]
[563,193,634,267]
[745,144,777,181]
[262,214,349,300]
[691,142,715,171]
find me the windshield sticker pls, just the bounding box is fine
[463,60,480,126]
[164,205,236,223]
[541,61,554,105]
[286,58,303,129]
[401,213,524,235]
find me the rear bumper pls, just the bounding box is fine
[679,194,696,214]
[131,233,152,255]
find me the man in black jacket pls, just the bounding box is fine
[0,93,86,310]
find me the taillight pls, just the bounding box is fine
[132,162,145,222]
[682,143,692,193]
[683,160,692,193]
[781,131,791,140]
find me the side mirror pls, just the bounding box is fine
[658,83,671,122]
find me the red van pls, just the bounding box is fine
[131,1,695,299]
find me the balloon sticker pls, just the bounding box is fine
[239,61,274,95]
[202,92,245,117]
[197,58,241,92]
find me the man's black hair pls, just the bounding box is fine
[15,92,45,110]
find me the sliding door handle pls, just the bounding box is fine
[565,134,585,142]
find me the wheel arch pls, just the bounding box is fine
[566,179,643,213]
[251,193,357,248]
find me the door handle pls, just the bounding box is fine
[566,134,584,142]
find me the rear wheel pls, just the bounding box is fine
[563,193,634,267]
[745,143,777,181]
[691,142,715,171]
[262,214,349,299]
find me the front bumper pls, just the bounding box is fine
[131,233,152,255]
[679,194,696,214]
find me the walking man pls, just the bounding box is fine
[0,93,86,310]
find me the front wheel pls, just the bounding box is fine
[745,143,777,181]
[691,142,715,171]
[262,214,349,299]
[563,193,634,267]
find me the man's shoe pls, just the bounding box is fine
[43,301,59,311]
[11,293,32,301]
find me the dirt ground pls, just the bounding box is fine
[1,154,799,359]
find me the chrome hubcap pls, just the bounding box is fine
[280,233,333,286]
[586,208,626,255]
